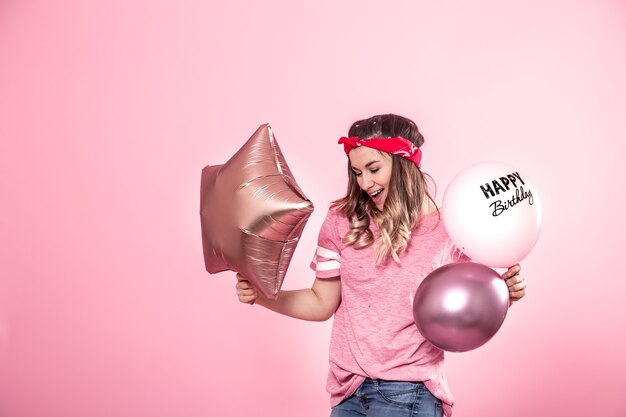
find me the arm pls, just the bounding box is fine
[236,274,341,322]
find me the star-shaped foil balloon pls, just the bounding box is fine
[200,124,314,300]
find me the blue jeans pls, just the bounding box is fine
[330,378,444,417]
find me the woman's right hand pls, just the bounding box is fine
[235,273,258,305]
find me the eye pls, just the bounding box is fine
[353,171,362,177]
[370,168,380,173]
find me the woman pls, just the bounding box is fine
[236,113,526,417]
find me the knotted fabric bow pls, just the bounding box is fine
[338,136,422,167]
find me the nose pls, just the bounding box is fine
[362,172,375,190]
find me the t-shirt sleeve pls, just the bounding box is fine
[309,209,342,279]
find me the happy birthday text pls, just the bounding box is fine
[479,172,535,217]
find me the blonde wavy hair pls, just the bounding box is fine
[331,114,439,264]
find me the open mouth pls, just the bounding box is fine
[370,189,383,198]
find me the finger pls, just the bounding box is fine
[236,282,256,292]
[237,288,254,297]
[501,264,521,279]
[239,292,256,300]
[239,294,257,304]
[508,281,526,293]
[508,283,527,299]
[505,274,524,287]
[236,280,253,290]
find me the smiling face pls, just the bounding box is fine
[348,146,393,211]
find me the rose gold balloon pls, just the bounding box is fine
[200,124,314,300]
[413,262,509,352]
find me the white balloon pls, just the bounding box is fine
[442,161,542,267]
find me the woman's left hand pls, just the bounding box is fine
[501,264,526,307]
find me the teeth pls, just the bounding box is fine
[371,189,382,197]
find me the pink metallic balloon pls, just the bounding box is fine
[413,262,509,352]
[200,124,314,300]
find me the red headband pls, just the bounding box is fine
[338,136,422,167]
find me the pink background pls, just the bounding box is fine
[1,0,625,416]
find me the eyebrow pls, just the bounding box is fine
[352,160,380,171]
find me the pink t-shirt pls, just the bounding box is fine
[310,208,469,417]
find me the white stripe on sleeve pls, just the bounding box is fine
[316,260,341,271]
[316,246,340,260]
